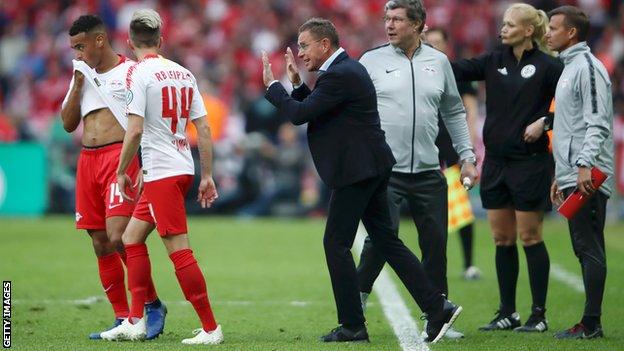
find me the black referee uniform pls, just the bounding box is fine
[452,44,563,327]
[452,45,562,210]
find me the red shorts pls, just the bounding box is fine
[75,142,140,230]
[132,174,193,237]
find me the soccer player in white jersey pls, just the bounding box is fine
[60,14,165,340]
[100,9,222,344]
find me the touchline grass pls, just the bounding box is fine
[0,216,622,350]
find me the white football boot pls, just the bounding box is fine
[100,318,146,341]
[181,325,224,345]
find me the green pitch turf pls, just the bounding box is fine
[0,216,623,350]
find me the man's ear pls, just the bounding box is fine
[127,39,135,51]
[95,33,105,48]
[321,38,331,53]
[568,27,577,41]
[158,36,163,49]
[414,20,422,33]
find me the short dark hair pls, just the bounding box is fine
[298,18,340,49]
[385,0,426,32]
[548,5,590,42]
[129,9,162,48]
[69,15,105,36]
[426,26,448,41]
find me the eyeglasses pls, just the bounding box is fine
[297,39,323,52]
[383,16,408,24]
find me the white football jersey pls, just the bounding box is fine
[126,54,207,182]
[62,55,134,119]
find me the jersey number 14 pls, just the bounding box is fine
[161,86,193,134]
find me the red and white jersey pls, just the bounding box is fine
[62,55,133,118]
[126,54,207,182]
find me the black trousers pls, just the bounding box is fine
[357,171,448,296]
[324,170,443,327]
[563,187,608,318]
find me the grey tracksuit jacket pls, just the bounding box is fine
[359,43,475,174]
[553,42,615,196]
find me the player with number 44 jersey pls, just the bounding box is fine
[101,8,222,345]
[125,56,202,182]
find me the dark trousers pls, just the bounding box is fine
[324,170,443,327]
[357,171,448,296]
[563,188,608,318]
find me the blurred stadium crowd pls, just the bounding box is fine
[0,0,622,216]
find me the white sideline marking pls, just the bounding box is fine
[12,298,331,307]
[354,225,429,351]
[551,263,585,293]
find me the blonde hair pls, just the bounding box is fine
[129,9,162,48]
[505,3,552,55]
[131,9,162,30]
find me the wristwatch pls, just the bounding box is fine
[542,116,552,131]
[461,156,477,166]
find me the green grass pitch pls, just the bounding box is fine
[1,216,623,350]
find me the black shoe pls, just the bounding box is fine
[554,323,604,339]
[515,307,548,333]
[319,325,369,343]
[425,300,463,343]
[479,310,521,331]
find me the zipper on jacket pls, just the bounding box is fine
[409,58,416,173]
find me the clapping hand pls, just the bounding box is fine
[285,47,301,85]
[262,51,275,87]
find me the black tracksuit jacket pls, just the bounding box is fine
[452,45,563,160]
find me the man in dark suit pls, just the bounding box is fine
[261,17,462,343]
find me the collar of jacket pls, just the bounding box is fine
[504,41,539,62]
[390,40,423,58]
[318,47,346,72]
[558,41,590,65]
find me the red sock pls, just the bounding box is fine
[119,248,158,304]
[125,243,152,321]
[119,251,158,303]
[170,249,217,331]
[145,277,158,304]
[97,253,129,319]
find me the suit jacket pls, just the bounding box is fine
[265,51,396,189]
